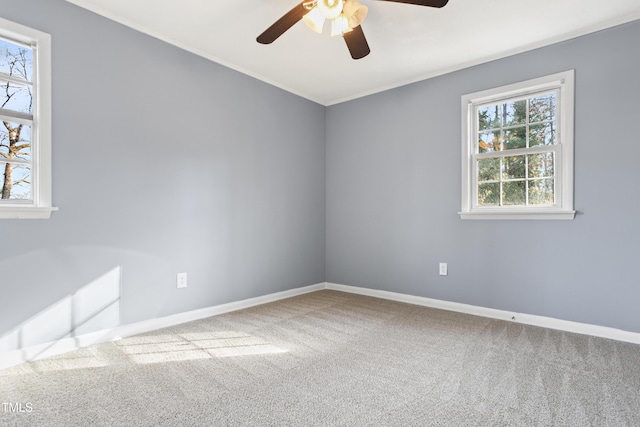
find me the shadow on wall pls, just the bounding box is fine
[0,266,121,359]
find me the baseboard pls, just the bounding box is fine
[4,281,638,372]
[325,282,640,345]
[0,283,325,371]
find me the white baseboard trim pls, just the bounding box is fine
[0,283,325,371]
[325,282,640,345]
[3,281,639,372]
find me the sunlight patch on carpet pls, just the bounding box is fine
[116,331,287,365]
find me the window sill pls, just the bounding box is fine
[459,209,576,220]
[0,206,59,219]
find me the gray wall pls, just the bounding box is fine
[0,0,326,338]
[326,20,640,333]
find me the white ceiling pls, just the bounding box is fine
[65,0,640,106]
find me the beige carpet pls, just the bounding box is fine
[1,290,639,426]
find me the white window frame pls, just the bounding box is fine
[0,17,55,219]
[460,70,575,220]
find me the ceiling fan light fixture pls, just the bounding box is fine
[303,7,326,33]
[257,0,449,60]
[342,0,368,28]
[317,0,344,20]
[331,14,353,36]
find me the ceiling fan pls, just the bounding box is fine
[257,0,449,60]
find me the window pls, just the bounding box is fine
[460,71,575,220]
[0,17,54,219]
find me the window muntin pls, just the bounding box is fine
[460,71,575,220]
[0,18,54,219]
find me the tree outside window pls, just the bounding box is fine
[0,38,33,201]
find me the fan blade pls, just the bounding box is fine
[257,2,309,44]
[344,25,370,60]
[374,0,449,7]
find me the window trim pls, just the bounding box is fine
[0,17,56,219]
[459,70,575,220]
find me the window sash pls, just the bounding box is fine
[473,150,559,208]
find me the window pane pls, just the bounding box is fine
[503,99,527,127]
[503,156,526,179]
[0,162,31,200]
[478,158,500,181]
[0,81,32,114]
[528,178,554,205]
[502,181,525,206]
[478,131,500,153]
[528,152,554,178]
[529,123,555,147]
[0,39,33,81]
[529,94,556,123]
[478,105,500,131]
[478,182,500,206]
[0,123,31,161]
[503,127,526,150]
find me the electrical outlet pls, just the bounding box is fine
[177,272,188,288]
[439,263,448,276]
